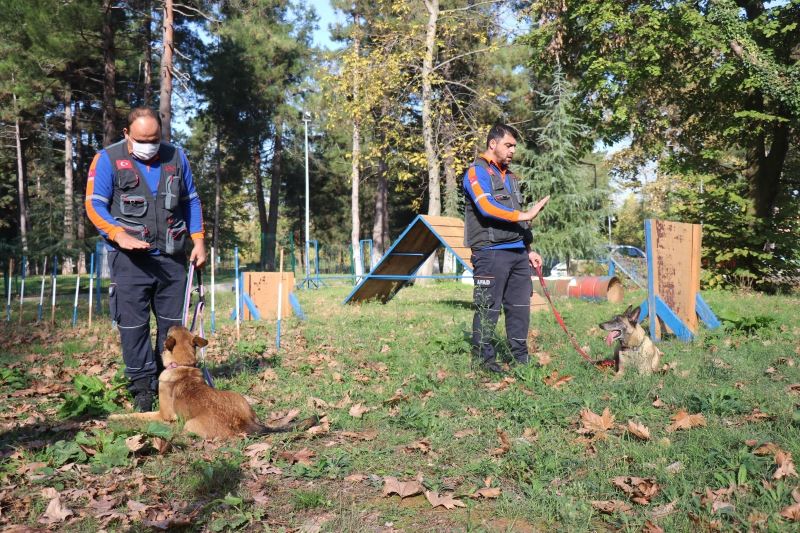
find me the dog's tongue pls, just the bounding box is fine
[605,332,616,346]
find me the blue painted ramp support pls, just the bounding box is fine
[289,293,306,320]
[637,219,721,342]
[229,273,261,320]
[343,215,473,305]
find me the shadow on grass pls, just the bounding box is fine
[0,416,95,456]
[209,353,281,380]
[438,299,474,310]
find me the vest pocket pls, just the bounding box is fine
[120,194,148,217]
[115,217,150,242]
[165,219,187,255]
[116,169,139,190]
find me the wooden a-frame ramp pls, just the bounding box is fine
[343,215,473,304]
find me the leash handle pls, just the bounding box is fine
[535,264,603,370]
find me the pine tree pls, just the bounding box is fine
[516,68,606,267]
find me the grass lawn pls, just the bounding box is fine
[1,281,799,531]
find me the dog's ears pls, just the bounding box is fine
[193,335,208,348]
[627,305,641,323]
[623,304,633,317]
[164,336,176,352]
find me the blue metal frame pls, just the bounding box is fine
[638,219,720,342]
[342,215,473,305]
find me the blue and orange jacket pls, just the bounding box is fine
[85,145,204,249]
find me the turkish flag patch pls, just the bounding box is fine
[164,165,177,173]
[115,159,133,170]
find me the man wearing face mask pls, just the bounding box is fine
[85,107,206,411]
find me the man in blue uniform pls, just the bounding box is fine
[85,107,206,410]
[463,124,549,373]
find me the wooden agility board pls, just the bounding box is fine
[242,272,294,320]
[344,215,472,304]
[647,220,702,337]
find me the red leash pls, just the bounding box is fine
[534,265,612,371]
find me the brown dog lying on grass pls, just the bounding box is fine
[110,326,317,439]
[598,305,662,376]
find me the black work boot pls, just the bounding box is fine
[479,359,504,374]
[132,390,155,412]
[512,354,531,365]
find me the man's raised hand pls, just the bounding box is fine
[519,195,551,222]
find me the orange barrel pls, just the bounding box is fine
[567,276,624,303]
[533,278,572,298]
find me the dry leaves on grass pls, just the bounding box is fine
[666,410,706,432]
[424,491,466,510]
[435,369,449,382]
[484,376,515,392]
[627,420,651,441]
[125,434,147,452]
[268,408,300,427]
[650,500,678,519]
[543,370,573,389]
[578,408,615,438]
[383,476,424,499]
[780,488,800,521]
[612,476,660,505]
[277,448,316,465]
[383,389,409,406]
[453,429,475,439]
[39,489,73,525]
[652,396,666,408]
[306,415,330,437]
[470,487,501,499]
[536,352,552,366]
[348,403,371,418]
[774,451,798,480]
[405,439,432,455]
[334,392,352,409]
[752,442,783,456]
[591,500,632,514]
[339,429,378,441]
[489,428,511,456]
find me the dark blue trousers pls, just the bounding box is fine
[109,250,186,392]
[471,248,532,363]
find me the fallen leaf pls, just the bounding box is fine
[125,434,147,453]
[781,502,800,521]
[384,389,409,406]
[306,415,330,437]
[652,397,666,408]
[345,474,365,483]
[435,369,449,382]
[489,428,511,456]
[484,377,515,392]
[774,451,798,479]
[331,372,343,383]
[471,487,501,499]
[151,437,171,455]
[536,352,552,366]
[243,442,272,457]
[787,383,800,395]
[278,448,316,465]
[627,420,651,441]
[334,392,352,409]
[339,430,378,441]
[268,408,300,426]
[666,410,706,432]
[453,429,475,439]
[543,370,573,389]
[380,344,390,353]
[261,368,278,381]
[383,476,424,498]
[743,409,773,422]
[591,500,632,514]
[308,397,329,409]
[405,439,431,454]
[578,408,615,437]
[612,476,660,504]
[642,520,665,533]
[522,427,538,443]
[348,403,370,418]
[650,500,677,519]
[39,495,73,524]
[424,490,465,509]
[665,462,683,474]
[753,442,784,456]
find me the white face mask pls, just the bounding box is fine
[130,140,160,161]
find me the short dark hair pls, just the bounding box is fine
[486,123,518,148]
[127,107,161,129]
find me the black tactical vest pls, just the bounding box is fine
[105,140,188,256]
[463,157,532,250]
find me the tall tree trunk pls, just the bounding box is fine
[744,122,790,220]
[213,131,221,254]
[253,145,268,270]
[351,27,363,279]
[419,0,440,280]
[102,0,117,147]
[443,150,459,217]
[75,100,87,274]
[13,90,29,256]
[62,86,75,275]
[265,122,283,271]
[159,0,174,142]
[371,156,388,267]
[142,0,153,106]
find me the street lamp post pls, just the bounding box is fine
[300,112,318,289]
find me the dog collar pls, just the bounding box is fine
[165,362,197,370]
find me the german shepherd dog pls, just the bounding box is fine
[598,305,661,376]
[110,326,318,439]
